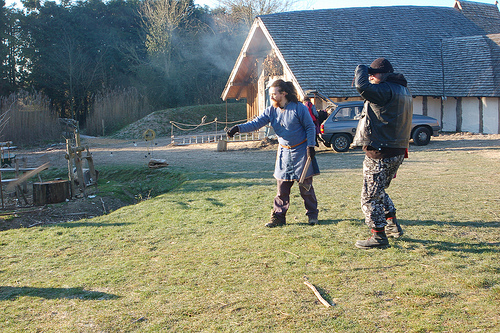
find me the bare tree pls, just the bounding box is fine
[218,0,306,28]
[140,0,195,72]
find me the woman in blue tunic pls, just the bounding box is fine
[227,79,320,227]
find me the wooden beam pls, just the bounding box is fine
[243,50,270,58]
[228,81,251,87]
[5,162,50,191]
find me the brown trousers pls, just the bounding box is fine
[273,178,318,219]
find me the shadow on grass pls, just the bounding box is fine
[292,219,347,226]
[394,219,500,253]
[398,237,500,253]
[178,176,275,193]
[205,197,224,206]
[54,222,132,228]
[180,151,365,190]
[404,219,500,228]
[0,286,121,301]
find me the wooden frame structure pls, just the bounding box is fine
[65,129,97,197]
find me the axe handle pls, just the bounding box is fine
[5,162,50,191]
[299,156,312,185]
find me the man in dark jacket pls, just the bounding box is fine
[352,58,412,249]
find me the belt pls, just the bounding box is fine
[279,138,307,149]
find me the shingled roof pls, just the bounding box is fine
[223,2,500,100]
[442,33,500,96]
[455,0,500,34]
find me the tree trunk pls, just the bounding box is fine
[33,180,71,206]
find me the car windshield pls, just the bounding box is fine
[334,106,362,120]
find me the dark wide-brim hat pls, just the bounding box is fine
[368,58,394,74]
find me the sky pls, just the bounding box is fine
[194,0,472,9]
[5,0,498,9]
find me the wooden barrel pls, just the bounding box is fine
[33,180,71,206]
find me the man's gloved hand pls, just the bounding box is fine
[226,126,239,138]
[307,146,315,159]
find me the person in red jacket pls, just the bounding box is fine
[303,97,320,146]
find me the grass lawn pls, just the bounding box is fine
[1,141,499,332]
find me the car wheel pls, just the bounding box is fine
[412,126,431,146]
[331,133,351,152]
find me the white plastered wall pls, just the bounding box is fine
[427,97,441,121]
[412,97,440,118]
[482,97,499,134]
[462,98,480,133]
[413,96,423,115]
[442,98,457,132]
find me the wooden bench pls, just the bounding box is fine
[1,141,17,167]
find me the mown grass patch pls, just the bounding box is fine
[96,166,186,203]
[0,143,499,332]
[41,166,186,204]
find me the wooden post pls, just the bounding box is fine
[456,97,462,132]
[85,147,98,191]
[74,153,86,195]
[14,158,28,204]
[0,171,4,209]
[75,124,81,148]
[217,139,227,152]
[14,157,20,198]
[66,139,76,196]
[21,157,28,193]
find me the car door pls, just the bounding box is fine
[330,105,362,135]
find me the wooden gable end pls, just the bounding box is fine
[221,19,298,119]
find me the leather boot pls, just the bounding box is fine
[265,212,286,228]
[385,213,403,238]
[355,228,389,249]
[308,217,318,226]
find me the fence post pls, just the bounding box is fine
[170,122,174,144]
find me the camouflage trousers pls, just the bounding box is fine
[361,154,405,229]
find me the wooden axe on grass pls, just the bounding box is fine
[298,156,312,191]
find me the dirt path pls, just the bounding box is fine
[18,136,278,170]
[17,132,500,169]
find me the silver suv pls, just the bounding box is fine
[318,101,441,152]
